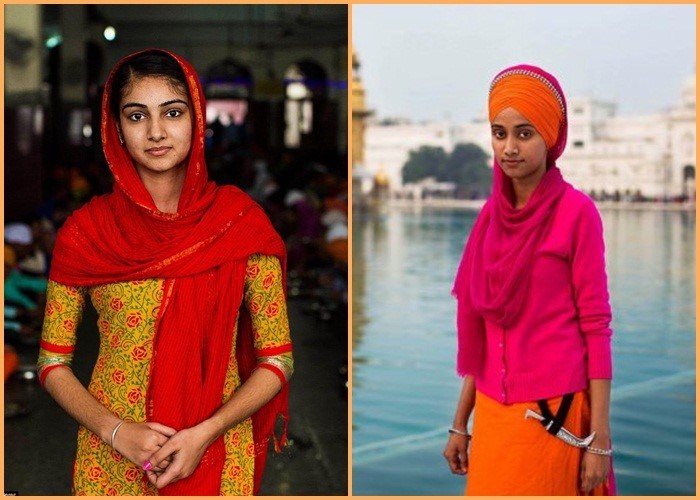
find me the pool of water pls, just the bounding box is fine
[352,205,696,495]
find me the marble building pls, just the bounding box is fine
[363,73,696,201]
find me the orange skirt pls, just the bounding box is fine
[466,390,614,495]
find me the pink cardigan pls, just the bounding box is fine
[456,187,613,404]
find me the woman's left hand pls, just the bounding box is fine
[144,422,217,488]
[579,450,611,494]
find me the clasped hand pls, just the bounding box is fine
[114,421,215,489]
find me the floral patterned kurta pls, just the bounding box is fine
[37,254,293,495]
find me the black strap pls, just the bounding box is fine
[536,393,574,435]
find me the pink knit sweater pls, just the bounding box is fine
[456,187,613,404]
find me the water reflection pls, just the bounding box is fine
[352,206,696,495]
[603,209,696,368]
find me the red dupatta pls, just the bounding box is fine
[50,49,288,495]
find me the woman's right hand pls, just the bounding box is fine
[443,433,470,475]
[42,368,178,475]
[112,422,177,470]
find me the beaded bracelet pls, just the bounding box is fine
[110,420,126,449]
[585,446,613,456]
[448,427,471,438]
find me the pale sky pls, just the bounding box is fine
[353,4,696,122]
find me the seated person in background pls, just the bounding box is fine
[5,225,48,345]
[18,218,56,278]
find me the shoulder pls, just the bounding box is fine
[214,184,256,206]
[55,194,117,245]
[559,185,601,221]
[213,186,285,255]
[213,185,273,220]
[561,185,595,209]
[556,187,605,247]
[61,194,113,228]
[208,184,270,221]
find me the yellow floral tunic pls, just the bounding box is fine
[37,254,293,496]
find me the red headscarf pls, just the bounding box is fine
[453,64,570,343]
[51,49,288,495]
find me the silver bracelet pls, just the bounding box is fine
[448,427,471,438]
[585,446,613,456]
[110,420,126,449]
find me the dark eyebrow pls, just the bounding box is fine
[121,99,189,112]
[121,102,146,111]
[159,99,189,108]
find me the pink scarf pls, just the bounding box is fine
[452,65,570,330]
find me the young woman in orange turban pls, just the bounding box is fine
[444,65,615,495]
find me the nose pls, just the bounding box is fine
[504,135,518,156]
[148,118,166,141]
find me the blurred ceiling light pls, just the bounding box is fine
[286,82,309,100]
[46,34,62,49]
[103,26,116,41]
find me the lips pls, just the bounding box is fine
[146,146,171,157]
[501,159,522,166]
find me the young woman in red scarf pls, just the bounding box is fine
[37,49,293,496]
[443,65,615,495]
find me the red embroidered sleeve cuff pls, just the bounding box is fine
[37,341,75,388]
[39,340,75,354]
[255,343,292,357]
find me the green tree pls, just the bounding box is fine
[444,143,491,198]
[401,146,448,184]
[401,142,491,198]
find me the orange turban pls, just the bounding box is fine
[489,72,564,149]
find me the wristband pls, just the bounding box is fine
[585,446,613,456]
[448,427,471,438]
[110,420,125,449]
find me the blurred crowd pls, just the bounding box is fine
[4,220,52,417]
[251,152,349,397]
[5,148,348,418]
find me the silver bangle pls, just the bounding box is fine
[585,446,613,456]
[448,427,471,438]
[110,420,125,449]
